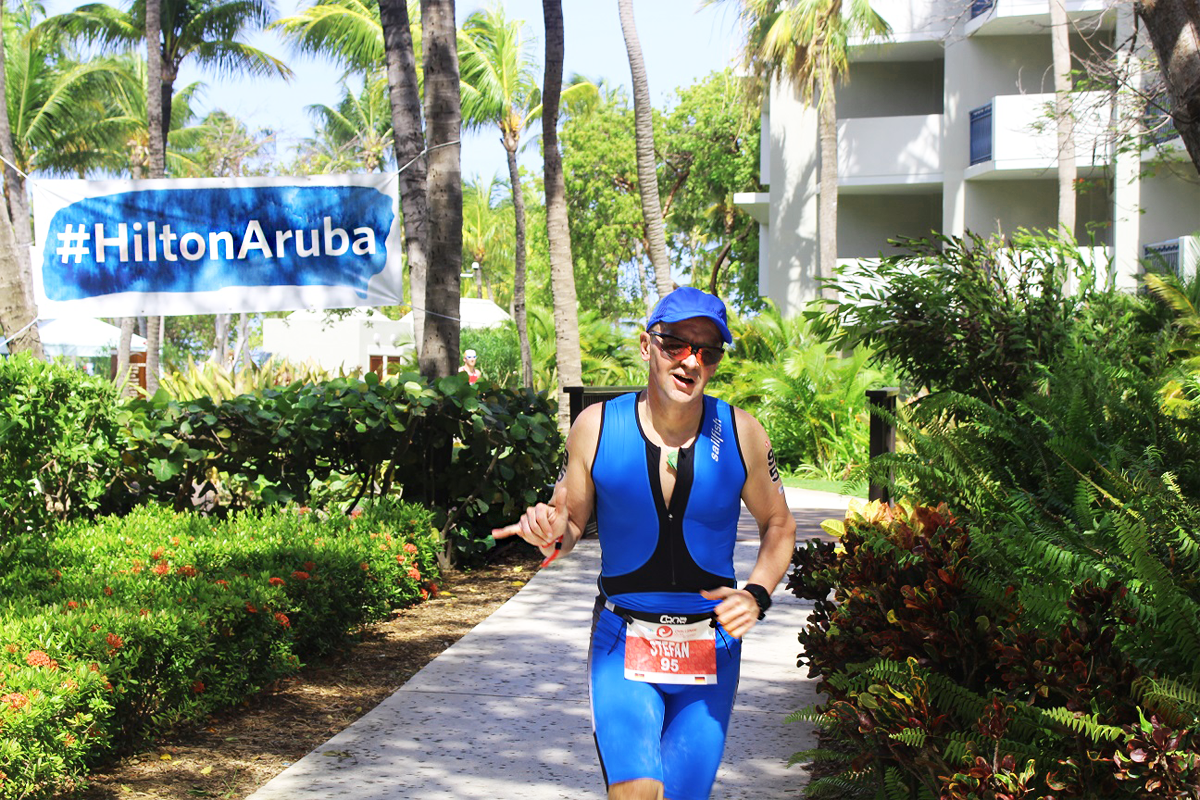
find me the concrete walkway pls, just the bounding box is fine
[246,487,854,800]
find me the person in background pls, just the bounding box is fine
[459,349,481,384]
[493,286,796,800]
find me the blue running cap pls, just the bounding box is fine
[645,287,732,344]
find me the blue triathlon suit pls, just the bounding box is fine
[588,391,747,800]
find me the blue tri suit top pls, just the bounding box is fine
[586,390,750,800]
[592,390,748,614]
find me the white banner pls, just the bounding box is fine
[31,173,404,318]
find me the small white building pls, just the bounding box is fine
[737,0,1200,314]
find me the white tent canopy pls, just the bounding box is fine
[398,297,512,330]
[38,317,147,358]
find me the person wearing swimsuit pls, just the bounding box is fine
[494,287,796,800]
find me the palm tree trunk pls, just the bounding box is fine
[419,0,461,379]
[145,0,165,394]
[542,0,582,432]
[1051,0,1076,238]
[0,3,42,358]
[507,145,534,387]
[116,317,134,394]
[379,0,430,356]
[1137,0,1200,176]
[213,313,230,364]
[817,84,839,301]
[617,0,672,300]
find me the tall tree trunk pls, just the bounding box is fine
[379,0,430,356]
[232,312,249,368]
[617,0,672,299]
[213,313,230,364]
[817,83,839,301]
[0,1,42,358]
[419,0,461,379]
[1137,0,1200,176]
[116,317,134,394]
[507,144,533,387]
[542,0,581,432]
[144,0,165,393]
[1051,0,1076,237]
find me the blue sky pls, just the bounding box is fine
[142,0,745,180]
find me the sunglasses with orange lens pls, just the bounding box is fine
[648,331,725,366]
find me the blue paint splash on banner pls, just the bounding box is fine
[41,185,395,301]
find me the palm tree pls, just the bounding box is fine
[419,0,461,379]
[541,0,581,432]
[40,0,293,148]
[304,71,395,172]
[278,0,432,356]
[458,4,540,386]
[1050,0,1075,237]
[459,3,593,387]
[462,175,513,303]
[616,0,672,302]
[717,0,889,300]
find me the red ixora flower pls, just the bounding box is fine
[66,601,79,610]
[150,546,165,561]
[349,507,363,519]
[407,567,421,581]
[103,586,113,597]
[303,561,316,572]
[403,543,418,554]
[268,577,286,587]
[176,565,198,578]
[152,562,171,576]
[291,571,310,581]
[214,579,228,588]
[26,650,58,670]
[274,612,290,628]
[245,603,258,614]
[192,680,205,694]
[105,633,123,651]
[0,692,28,712]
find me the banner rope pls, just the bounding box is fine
[0,316,39,349]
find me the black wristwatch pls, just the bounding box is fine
[743,583,772,620]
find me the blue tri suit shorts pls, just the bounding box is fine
[588,598,742,800]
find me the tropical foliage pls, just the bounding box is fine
[793,231,1200,797]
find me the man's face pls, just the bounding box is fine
[640,317,724,402]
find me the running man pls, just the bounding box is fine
[493,286,796,800]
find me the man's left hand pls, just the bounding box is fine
[700,587,762,639]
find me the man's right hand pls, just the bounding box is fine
[491,503,562,559]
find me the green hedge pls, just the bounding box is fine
[118,371,560,542]
[0,500,439,799]
[0,354,123,544]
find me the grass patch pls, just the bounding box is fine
[781,474,867,498]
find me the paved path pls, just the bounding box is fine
[246,488,853,800]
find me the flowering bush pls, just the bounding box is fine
[0,498,439,799]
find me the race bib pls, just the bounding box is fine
[624,617,717,685]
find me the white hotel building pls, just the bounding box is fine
[736,0,1200,315]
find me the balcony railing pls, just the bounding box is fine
[969,104,993,165]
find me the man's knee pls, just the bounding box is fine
[608,778,664,800]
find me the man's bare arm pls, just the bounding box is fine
[701,408,796,638]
